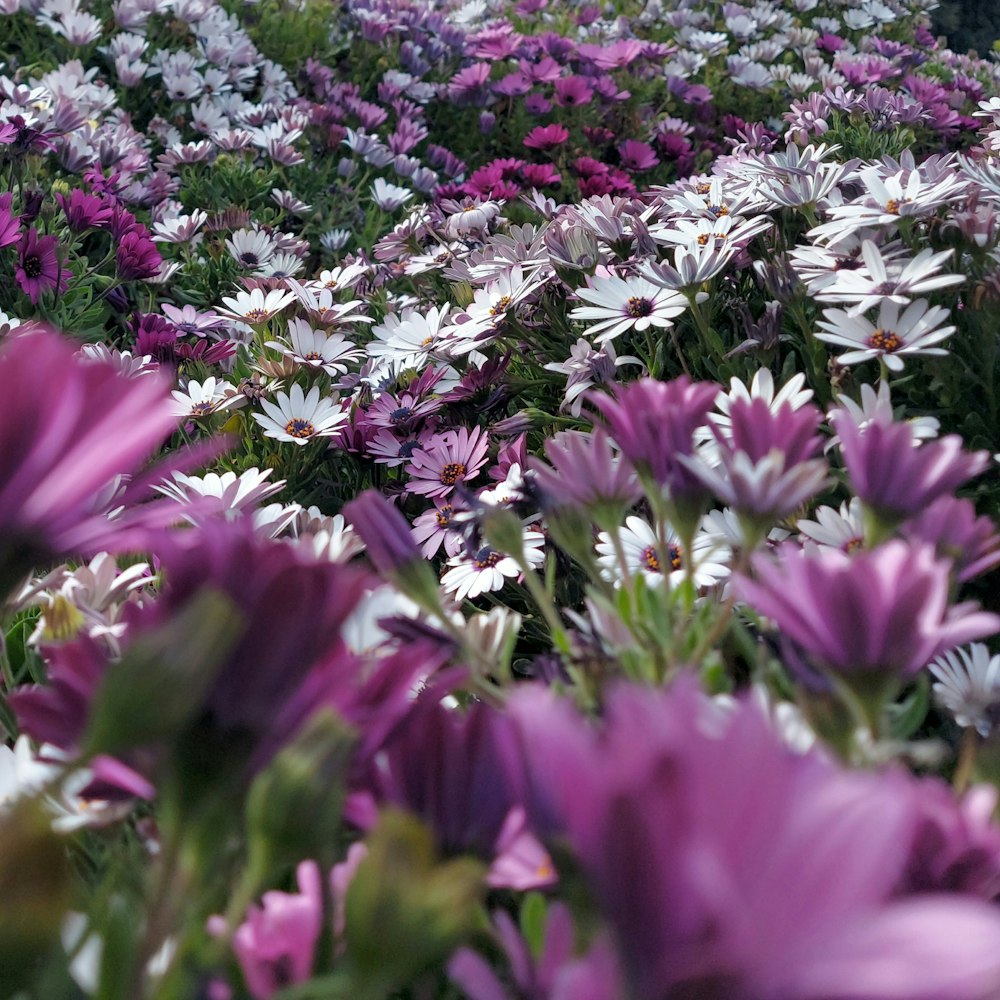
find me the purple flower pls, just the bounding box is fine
[0,192,19,248]
[511,677,1000,1000]
[553,76,593,107]
[233,861,323,999]
[0,329,179,589]
[593,376,718,503]
[833,410,990,525]
[902,495,1000,583]
[523,123,569,150]
[344,489,424,575]
[56,189,112,232]
[116,227,162,280]
[16,228,68,303]
[736,540,1000,682]
[617,139,659,171]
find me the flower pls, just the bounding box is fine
[736,540,1000,682]
[510,677,1000,1000]
[902,496,1000,583]
[226,228,277,270]
[831,410,990,524]
[0,329,181,591]
[252,385,349,446]
[232,861,323,999]
[569,274,688,343]
[406,427,490,499]
[16,228,67,304]
[170,377,245,418]
[116,229,163,281]
[154,469,286,521]
[930,645,1000,737]
[217,287,297,326]
[265,319,363,376]
[441,530,545,602]
[0,192,19,248]
[816,299,955,371]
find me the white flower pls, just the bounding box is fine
[252,384,349,445]
[570,274,688,343]
[815,298,955,372]
[442,530,545,602]
[154,468,285,515]
[170,377,245,417]
[225,227,277,269]
[827,381,939,451]
[595,515,731,590]
[930,645,1000,737]
[266,318,363,375]
[371,178,413,211]
[368,305,452,370]
[796,498,865,554]
[217,286,296,325]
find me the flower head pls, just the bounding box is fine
[16,229,67,304]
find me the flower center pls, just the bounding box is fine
[244,308,269,323]
[285,417,315,438]
[439,461,466,486]
[489,295,512,316]
[473,547,502,569]
[390,406,413,424]
[435,504,454,527]
[642,543,682,572]
[238,252,259,267]
[884,198,900,214]
[867,328,902,352]
[190,401,215,416]
[626,296,654,318]
[23,254,42,278]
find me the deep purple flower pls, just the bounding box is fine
[0,328,179,588]
[902,496,1000,583]
[736,540,1000,682]
[0,192,19,248]
[116,227,162,280]
[344,489,424,576]
[617,139,659,171]
[16,228,68,304]
[832,410,990,524]
[593,376,719,502]
[511,677,1000,1000]
[56,189,113,231]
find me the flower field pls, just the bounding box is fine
[4,0,1000,996]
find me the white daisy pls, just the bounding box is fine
[217,287,296,325]
[368,305,452,369]
[441,530,545,602]
[929,645,1000,737]
[252,384,349,445]
[827,381,939,451]
[569,274,688,343]
[266,318,363,375]
[595,515,731,590]
[154,468,285,515]
[796,498,865,554]
[371,178,413,211]
[225,227,277,270]
[815,298,955,372]
[169,377,245,418]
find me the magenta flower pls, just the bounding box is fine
[16,228,68,303]
[593,376,719,501]
[233,861,323,999]
[344,489,424,575]
[406,426,490,498]
[832,410,990,524]
[0,192,19,248]
[687,397,828,525]
[56,189,112,231]
[902,496,1000,583]
[553,76,593,107]
[511,677,1000,1000]
[0,329,179,590]
[736,540,1000,682]
[617,139,659,171]
[523,123,570,150]
[116,227,162,280]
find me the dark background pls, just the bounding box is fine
[932,1,1000,57]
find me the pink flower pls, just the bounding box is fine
[553,76,593,107]
[233,861,323,999]
[406,426,490,498]
[16,228,67,303]
[523,123,569,150]
[617,139,659,171]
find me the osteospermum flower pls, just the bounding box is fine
[266,319,363,376]
[170,377,245,418]
[570,274,688,343]
[816,299,955,371]
[217,287,296,326]
[929,645,1000,737]
[406,427,490,498]
[252,384,349,445]
[16,228,68,304]
[441,530,545,602]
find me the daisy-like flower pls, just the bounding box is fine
[444,266,547,355]
[371,178,413,211]
[252,384,349,446]
[639,242,736,292]
[217,287,296,326]
[814,241,963,316]
[797,498,866,554]
[650,213,772,251]
[368,305,452,370]
[170,377,245,418]
[266,319,363,376]
[406,426,490,498]
[787,235,910,294]
[227,228,278,272]
[595,515,731,590]
[929,645,1000,737]
[441,529,545,602]
[154,468,285,518]
[569,274,688,344]
[411,501,465,559]
[286,280,372,328]
[16,228,68,304]
[543,339,643,417]
[828,381,939,451]
[816,299,955,372]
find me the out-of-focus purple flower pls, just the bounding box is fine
[344,489,423,576]
[832,410,989,526]
[510,677,1000,1000]
[0,192,19,248]
[0,329,179,589]
[530,428,640,514]
[553,76,593,107]
[902,495,1000,582]
[617,139,658,171]
[116,227,163,280]
[523,124,570,151]
[233,860,323,999]
[686,397,827,527]
[593,376,718,504]
[737,540,1000,682]
[16,228,68,303]
[449,904,623,1000]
